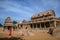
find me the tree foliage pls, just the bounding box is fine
[13,21,17,24]
[0,23,3,27]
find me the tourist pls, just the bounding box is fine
[8,28,12,37]
[48,27,54,35]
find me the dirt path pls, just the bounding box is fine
[23,31,60,40]
[0,30,60,40]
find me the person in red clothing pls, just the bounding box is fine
[8,28,12,36]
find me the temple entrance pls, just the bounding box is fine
[8,26,12,30]
[34,24,36,28]
[41,23,44,28]
[37,24,40,28]
[45,22,50,28]
[21,25,23,28]
[30,24,33,28]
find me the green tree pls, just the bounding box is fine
[13,21,17,24]
[12,21,17,30]
[0,23,3,27]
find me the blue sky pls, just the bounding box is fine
[0,0,60,24]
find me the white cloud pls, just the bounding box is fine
[0,1,34,15]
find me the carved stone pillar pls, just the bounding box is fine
[36,24,37,28]
[33,24,34,29]
[40,23,41,28]
[54,20,56,28]
[44,22,46,28]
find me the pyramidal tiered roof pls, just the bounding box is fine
[22,19,28,23]
[31,10,55,19]
[4,17,13,26]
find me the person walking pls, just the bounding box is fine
[8,28,12,37]
[48,27,54,35]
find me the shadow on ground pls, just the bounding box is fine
[0,37,23,40]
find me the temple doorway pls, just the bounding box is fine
[45,22,50,28]
[8,26,12,30]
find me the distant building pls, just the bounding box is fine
[4,17,13,30]
[18,10,60,29]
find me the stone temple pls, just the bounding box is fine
[4,10,60,30]
[4,17,13,30]
[17,10,60,29]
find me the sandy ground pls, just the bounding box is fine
[22,30,60,40]
[0,28,60,40]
